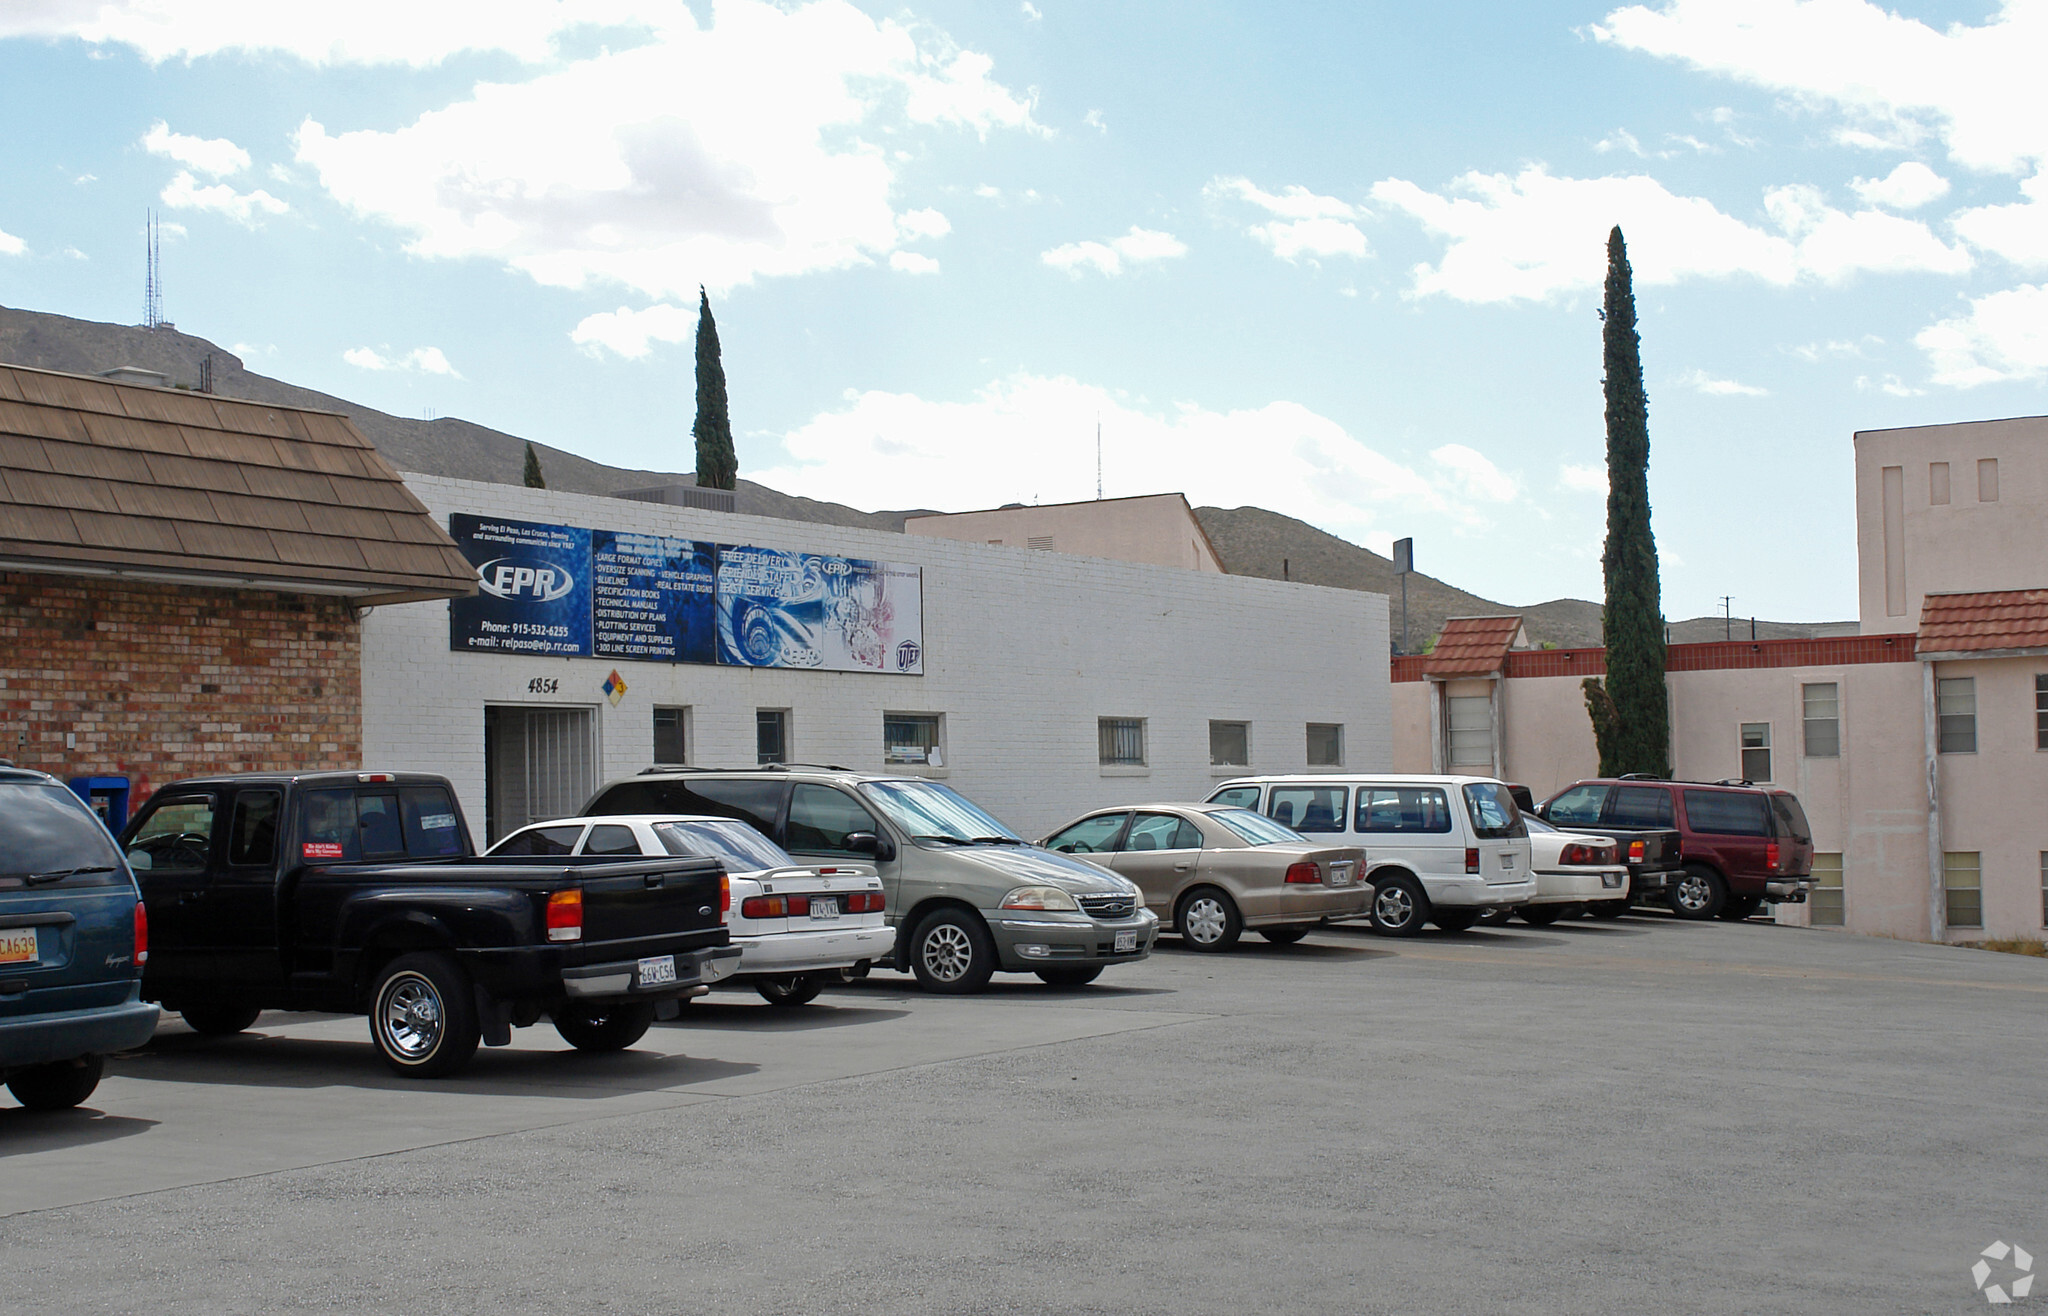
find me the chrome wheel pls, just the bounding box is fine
[1375,883,1416,927]
[1184,896,1228,946]
[377,972,444,1062]
[921,923,974,983]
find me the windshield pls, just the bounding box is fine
[654,819,795,872]
[1209,808,1306,846]
[858,780,1019,843]
[0,782,122,881]
[1462,782,1527,840]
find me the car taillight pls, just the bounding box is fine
[1464,847,1480,874]
[741,894,811,918]
[1628,840,1644,863]
[545,889,583,942]
[1767,841,1781,872]
[1561,844,1592,865]
[721,874,731,921]
[1284,862,1320,884]
[133,901,148,967]
[850,891,884,913]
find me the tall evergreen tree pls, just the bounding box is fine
[693,287,737,492]
[522,441,546,489]
[1588,225,1670,777]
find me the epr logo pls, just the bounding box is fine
[476,557,576,603]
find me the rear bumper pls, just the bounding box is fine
[1529,867,1629,903]
[737,924,896,975]
[1244,886,1373,926]
[561,946,744,999]
[1629,866,1680,898]
[1426,877,1536,909]
[1766,879,1812,902]
[0,987,160,1071]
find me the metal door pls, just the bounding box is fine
[485,705,596,844]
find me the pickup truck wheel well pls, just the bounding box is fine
[357,929,459,1002]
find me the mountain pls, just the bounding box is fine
[0,302,1853,648]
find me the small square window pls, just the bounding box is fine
[756,709,789,766]
[1209,720,1249,768]
[1802,684,1839,758]
[1937,677,1976,754]
[1944,851,1982,929]
[1099,717,1146,767]
[1307,723,1344,769]
[653,706,688,765]
[1740,722,1771,783]
[884,713,944,766]
[1810,852,1843,927]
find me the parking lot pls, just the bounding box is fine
[5,915,2046,1314]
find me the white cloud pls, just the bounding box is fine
[1850,161,1949,210]
[889,251,940,275]
[0,226,24,256]
[1042,226,1187,277]
[1372,166,1969,302]
[1677,368,1768,396]
[1082,108,1107,133]
[751,373,1514,542]
[160,171,289,224]
[1559,462,1607,493]
[1952,170,2048,269]
[1916,283,2048,387]
[292,2,1039,298]
[569,303,695,359]
[141,120,249,176]
[1206,176,1370,262]
[1020,2,1042,19]
[1594,127,1716,159]
[1789,336,1879,361]
[1591,1,2048,177]
[1856,373,1924,397]
[897,208,952,241]
[343,345,462,377]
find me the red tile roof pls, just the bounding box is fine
[1420,615,1524,678]
[1392,633,1918,682]
[1918,590,2048,657]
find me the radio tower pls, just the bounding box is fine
[143,210,163,329]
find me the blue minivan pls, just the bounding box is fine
[1,765,160,1111]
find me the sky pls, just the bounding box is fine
[1,1,2044,624]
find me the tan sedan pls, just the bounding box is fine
[1039,803,1368,952]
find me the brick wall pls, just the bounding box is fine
[0,570,360,802]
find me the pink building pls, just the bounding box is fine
[1392,414,2048,944]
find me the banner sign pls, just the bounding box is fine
[448,513,923,675]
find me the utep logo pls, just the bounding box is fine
[895,639,921,671]
[476,557,576,603]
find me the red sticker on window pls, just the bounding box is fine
[303,842,344,859]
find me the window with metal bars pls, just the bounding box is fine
[1099,717,1146,767]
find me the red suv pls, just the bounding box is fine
[1536,776,1814,921]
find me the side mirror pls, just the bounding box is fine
[844,831,893,862]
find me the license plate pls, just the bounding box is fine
[809,897,840,921]
[1114,931,1138,953]
[637,955,677,987]
[1500,854,1516,869]
[0,928,35,965]
[1329,864,1353,886]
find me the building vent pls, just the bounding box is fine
[611,482,737,514]
[1027,535,1055,551]
[97,366,169,389]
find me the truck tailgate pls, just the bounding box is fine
[572,855,726,951]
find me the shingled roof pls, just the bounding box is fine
[1917,589,2048,660]
[1422,615,1528,678]
[0,363,475,605]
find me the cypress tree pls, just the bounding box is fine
[1590,225,1670,777]
[522,441,546,489]
[693,287,737,492]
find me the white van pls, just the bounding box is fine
[1205,774,1536,935]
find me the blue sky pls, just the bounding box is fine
[1,1,2043,624]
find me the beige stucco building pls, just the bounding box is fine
[1392,414,2048,944]
[904,493,1225,573]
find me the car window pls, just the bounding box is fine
[1541,785,1609,827]
[584,824,642,856]
[1209,809,1305,846]
[1608,786,1674,829]
[491,825,586,857]
[653,819,795,872]
[1523,816,1557,834]
[859,780,1020,842]
[1462,782,1526,839]
[300,789,361,862]
[400,786,465,858]
[1207,786,1262,809]
[1046,813,1128,855]
[356,794,406,858]
[126,797,217,874]
[2,781,122,881]
[226,791,281,866]
[1267,786,1347,833]
[1121,813,1201,852]
[786,784,884,855]
[1771,793,1812,845]
[588,778,787,837]
[1682,790,1771,837]
[1355,787,1454,834]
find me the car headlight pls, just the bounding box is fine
[1000,886,1081,912]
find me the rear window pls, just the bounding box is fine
[653,819,794,873]
[1770,793,1813,845]
[1609,786,1675,829]
[1356,787,1454,834]
[590,779,786,836]
[1682,789,1771,837]
[491,825,584,857]
[1209,809,1304,847]
[0,781,121,882]
[1207,786,1263,810]
[301,787,463,862]
[1542,784,1609,827]
[400,786,465,857]
[1462,782,1526,840]
[1266,786,1347,833]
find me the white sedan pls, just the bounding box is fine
[487,814,894,1006]
[1515,817,1631,925]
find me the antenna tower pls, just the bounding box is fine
[143,210,163,329]
[1095,415,1102,500]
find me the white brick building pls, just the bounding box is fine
[363,475,1391,843]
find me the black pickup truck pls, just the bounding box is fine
[117,771,741,1077]
[1508,782,1683,915]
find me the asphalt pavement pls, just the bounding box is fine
[5,912,2046,1314]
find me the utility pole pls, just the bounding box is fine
[1720,595,1733,641]
[1095,415,1102,500]
[1394,538,1414,655]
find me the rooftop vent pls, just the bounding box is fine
[611,481,737,514]
[97,366,169,388]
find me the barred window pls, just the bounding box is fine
[883,713,943,766]
[1099,717,1146,767]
